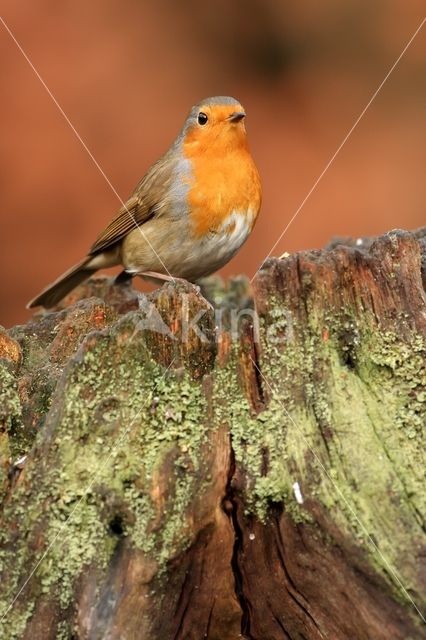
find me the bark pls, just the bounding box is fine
[0,229,425,639]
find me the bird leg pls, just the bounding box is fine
[140,271,183,284]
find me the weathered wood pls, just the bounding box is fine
[0,229,425,639]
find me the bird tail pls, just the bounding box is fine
[27,257,96,309]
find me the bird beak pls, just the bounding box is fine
[228,112,246,123]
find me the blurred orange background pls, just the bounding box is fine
[1,1,425,327]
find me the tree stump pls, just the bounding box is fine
[0,229,425,639]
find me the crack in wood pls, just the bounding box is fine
[223,440,255,640]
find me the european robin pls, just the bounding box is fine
[28,96,262,308]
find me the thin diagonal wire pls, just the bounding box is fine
[0,355,176,622]
[251,17,426,282]
[249,355,426,623]
[0,15,175,281]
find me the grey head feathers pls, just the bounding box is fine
[172,96,245,146]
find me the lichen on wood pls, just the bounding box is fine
[0,229,425,639]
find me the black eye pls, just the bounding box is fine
[197,112,208,125]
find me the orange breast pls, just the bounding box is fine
[183,128,262,238]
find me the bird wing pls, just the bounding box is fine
[88,151,177,256]
[88,195,152,255]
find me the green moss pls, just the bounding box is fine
[0,362,24,459]
[212,339,315,525]
[0,313,210,633]
[226,294,426,604]
[56,620,75,640]
[0,363,22,430]
[0,599,35,640]
[358,330,426,521]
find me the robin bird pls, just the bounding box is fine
[28,96,262,309]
